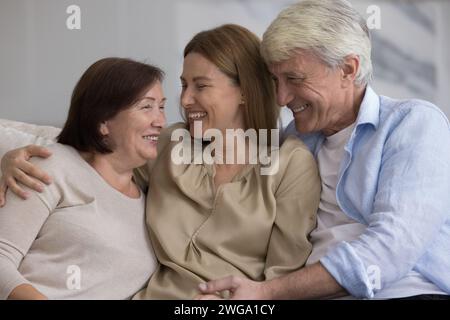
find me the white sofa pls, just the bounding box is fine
[0,119,60,162]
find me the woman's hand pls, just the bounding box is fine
[0,145,53,206]
[197,276,271,300]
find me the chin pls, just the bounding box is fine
[294,121,313,134]
[189,125,208,140]
[294,120,305,132]
[148,149,158,160]
[141,147,158,161]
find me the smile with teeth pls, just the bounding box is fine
[143,135,159,141]
[291,104,310,114]
[188,111,208,120]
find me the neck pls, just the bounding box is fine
[322,85,366,136]
[79,151,139,197]
[212,131,252,168]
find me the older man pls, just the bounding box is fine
[199,0,450,299]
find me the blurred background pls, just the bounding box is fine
[1,0,449,128]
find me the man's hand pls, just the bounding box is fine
[197,263,347,300]
[197,276,272,300]
[0,145,53,206]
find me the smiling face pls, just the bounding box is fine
[269,50,358,136]
[100,82,166,165]
[180,52,245,137]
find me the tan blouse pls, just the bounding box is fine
[133,123,320,299]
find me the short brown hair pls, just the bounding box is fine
[183,24,279,145]
[58,57,164,153]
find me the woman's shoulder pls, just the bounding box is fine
[280,135,312,154]
[29,143,85,175]
[265,136,320,197]
[270,135,318,181]
[26,144,92,207]
[278,136,316,168]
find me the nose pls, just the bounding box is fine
[180,86,194,110]
[276,81,294,107]
[152,108,166,129]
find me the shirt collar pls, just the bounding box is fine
[355,86,380,129]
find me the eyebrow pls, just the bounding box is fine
[139,97,167,103]
[180,76,213,82]
[285,72,306,77]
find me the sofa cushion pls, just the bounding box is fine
[0,119,59,167]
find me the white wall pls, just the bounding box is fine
[0,0,180,126]
[1,0,449,127]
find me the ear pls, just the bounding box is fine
[340,54,360,88]
[99,121,109,136]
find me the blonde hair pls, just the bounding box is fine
[261,0,372,85]
[184,24,279,145]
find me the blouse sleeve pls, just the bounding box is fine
[264,142,321,280]
[133,163,152,191]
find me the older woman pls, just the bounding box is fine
[0,58,165,299]
[199,0,450,300]
[0,25,321,299]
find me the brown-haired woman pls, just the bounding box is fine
[133,24,320,299]
[0,57,165,299]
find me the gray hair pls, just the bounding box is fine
[261,0,372,85]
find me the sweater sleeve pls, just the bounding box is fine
[264,140,321,279]
[0,188,54,299]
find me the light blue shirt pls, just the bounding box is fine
[283,86,450,298]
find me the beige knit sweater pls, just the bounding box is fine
[0,143,157,299]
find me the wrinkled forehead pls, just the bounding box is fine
[135,82,166,104]
[268,50,326,75]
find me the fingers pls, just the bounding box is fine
[195,294,223,300]
[198,276,241,294]
[25,145,52,159]
[6,176,29,200]
[0,145,53,200]
[13,169,45,192]
[0,177,7,207]
[19,161,52,185]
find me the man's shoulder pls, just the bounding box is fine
[282,121,322,154]
[379,95,449,128]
